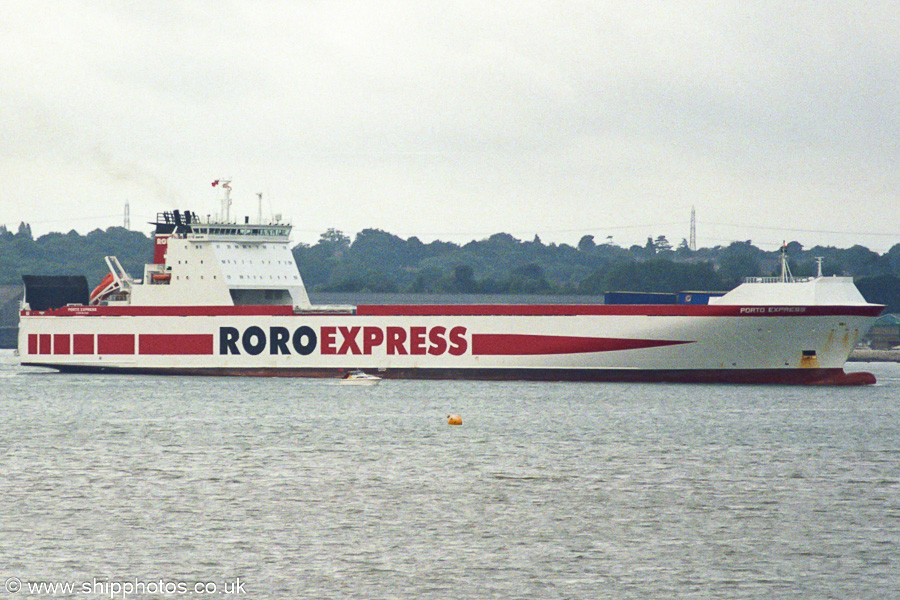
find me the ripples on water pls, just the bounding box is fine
[1,351,898,599]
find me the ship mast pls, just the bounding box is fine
[212,179,233,221]
[222,180,232,222]
[780,242,794,283]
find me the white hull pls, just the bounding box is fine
[19,302,881,384]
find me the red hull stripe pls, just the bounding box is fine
[24,305,296,317]
[471,334,691,355]
[21,364,876,386]
[53,334,71,355]
[21,303,882,318]
[97,334,135,354]
[73,334,94,354]
[357,304,884,318]
[139,334,214,355]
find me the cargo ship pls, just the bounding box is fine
[18,187,883,384]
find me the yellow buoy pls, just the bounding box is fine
[447,414,462,425]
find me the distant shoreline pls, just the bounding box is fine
[848,349,900,363]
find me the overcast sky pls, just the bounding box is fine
[1,1,898,251]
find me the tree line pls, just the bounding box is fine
[2,222,899,311]
[0,223,151,289]
[292,229,900,311]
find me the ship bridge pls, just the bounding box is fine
[153,210,292,242]
[119,209,313,308]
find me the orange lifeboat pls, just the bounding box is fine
[89,273,115,304]
[151,272,172,283]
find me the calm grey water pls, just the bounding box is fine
[1,351,898,599]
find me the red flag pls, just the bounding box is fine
[211,180,219,187]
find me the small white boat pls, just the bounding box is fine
[339,370,382,385]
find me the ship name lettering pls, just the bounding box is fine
[219,325,317,356]
[218,325,467,356]
[767,306,805,313]
[320,325,467,356]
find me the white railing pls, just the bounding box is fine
[743,276,813,284]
